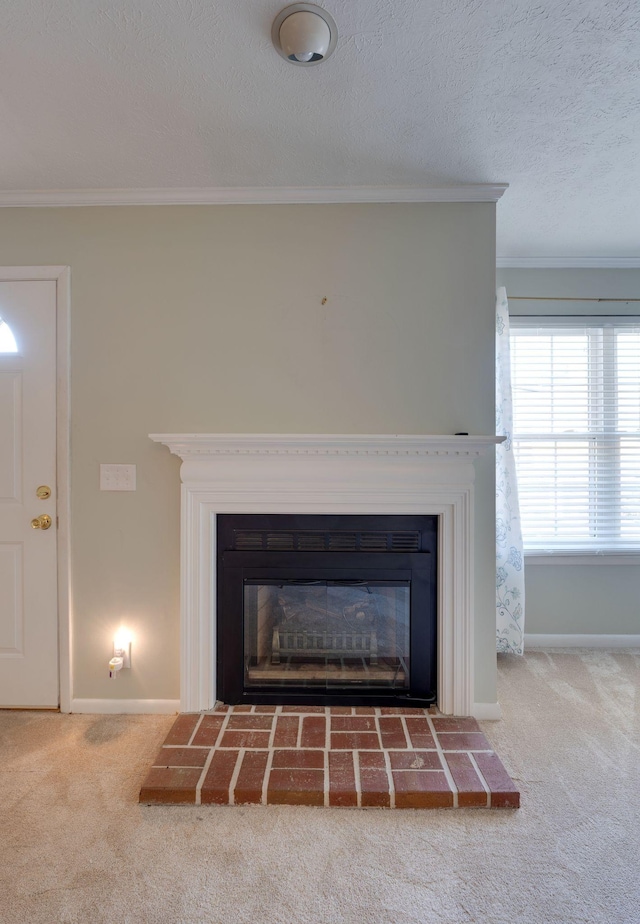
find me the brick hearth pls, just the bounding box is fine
[140,706,519,809]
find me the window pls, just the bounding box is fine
[0,317,18,353]
[510,318,640,553]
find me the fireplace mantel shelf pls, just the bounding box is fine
[149,433,504,461]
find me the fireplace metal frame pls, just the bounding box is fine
[217,514,437,706]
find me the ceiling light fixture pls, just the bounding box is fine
[272,3,338,66]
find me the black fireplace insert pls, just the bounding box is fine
[217,514,437,707]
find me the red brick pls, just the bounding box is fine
[233,705,254,713]
[443,752,488,807]
[254,706,277,714]
[380,707,426,716]
[300,715,327,748]
[162,714,200,746]
[226,714,275,731]
[281,706,326,713]
[431,716,481,734]
[273,715,299,748]
[139,766,201,804]
[213,704,230,712]
[359,768,390,808]
[354,707,378,716]
[388,751,442,771]
[267,769,325,806]
[219,730,271,749]
[200,750,241,805]
[329,752,357,807]
[234,751,269,805]
[392,771,453,808]
[379,716,409,749]
[404,717,436,749]
[152,747,210,768]
[271,749,324,770]
[331,731,380,750]
[191,714,225,746]
[491,790,521,809]
[474,753,520,808]
[358,751,386,771]
[331,716,377,732]
[392,770,450,793]
[330,706,354,715]
[437,732,492,751]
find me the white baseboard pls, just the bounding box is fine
[472,702,502,720]
[525,633,640,649]
[69,698,180,715]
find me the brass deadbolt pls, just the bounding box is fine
[36,485,51,500]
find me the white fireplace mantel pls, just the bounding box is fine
[150,433,503,716]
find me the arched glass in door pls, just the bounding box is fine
[0,318,18,352]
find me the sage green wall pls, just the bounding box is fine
[0,203,497,704]
[498,267,640,637]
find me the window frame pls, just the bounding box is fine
[509,315,640,561]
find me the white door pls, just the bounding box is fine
[0,281,58,707]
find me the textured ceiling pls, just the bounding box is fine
[1,0,639,257]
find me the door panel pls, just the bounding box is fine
[0,543,23,653]
[0,370,22,501]
[0,282,58,707]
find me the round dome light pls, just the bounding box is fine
[272,4,338,66]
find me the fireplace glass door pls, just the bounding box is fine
[243,580,410,692]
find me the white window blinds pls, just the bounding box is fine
[510,318,640,552]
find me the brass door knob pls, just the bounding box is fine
[31,514,52,530]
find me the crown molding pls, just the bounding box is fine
[497,257,640,269]
[0,184,508,208]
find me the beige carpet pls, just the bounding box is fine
[2,649,639,924]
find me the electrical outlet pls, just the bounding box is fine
[100,464,136,491]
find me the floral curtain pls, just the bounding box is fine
[496,287,525,654]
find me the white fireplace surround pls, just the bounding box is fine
[150,433,503,717]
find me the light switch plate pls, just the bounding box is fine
[100,463,136,491]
